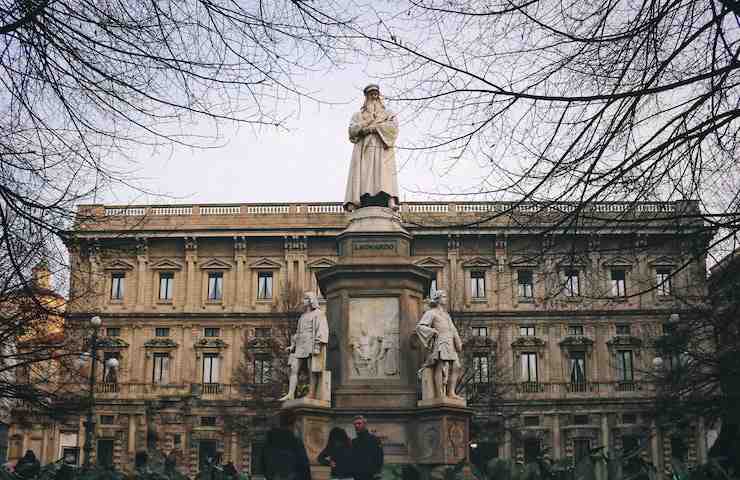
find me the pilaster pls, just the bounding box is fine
[136,237,148,311]
[233,236,247,310]
[184,237,198,312]
[447,234,461,311]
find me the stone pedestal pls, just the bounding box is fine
[286,207,471,466]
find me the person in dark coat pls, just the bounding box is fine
[317,427,353,480]
[15,450,41,480]
[350,416,383,480]
[223,462,238,479]
[261,410,311,480]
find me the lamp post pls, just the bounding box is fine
[82,315,101,469]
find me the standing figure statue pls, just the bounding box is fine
[344,84,400,212]
[280,292,329,401]
[415,290,465,401]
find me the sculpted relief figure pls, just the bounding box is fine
[344,84,400,212]
[280,292,329,401]
[416,290,465,402]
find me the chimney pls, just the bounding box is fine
[32,260,51,290]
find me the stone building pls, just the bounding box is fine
[50,200,710,477]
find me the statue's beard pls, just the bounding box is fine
[364,98,385,117]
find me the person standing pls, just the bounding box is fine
[350,416,383,480]
[261,411,311,480]
[317,427,353,480]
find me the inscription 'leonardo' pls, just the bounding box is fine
[353,241,396,251]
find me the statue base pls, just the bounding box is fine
[417,397,467,408]
[281,397,331,409]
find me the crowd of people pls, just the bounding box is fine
[261,413,383,480]
[5,413,383,480]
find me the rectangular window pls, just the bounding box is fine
[97,439,114,468]
[429,272,438,298]
[152,353,170,384]
[250,443,265,476]
[611,269,627,297]
[564,270,580,297]
[523,416,540,427]
[255,327,272,338]
[110,273,125,300]
[520,352,538,382]
[470,271,486,299]
[567,325,584,336]
[622,414,637,424]
[569,351,587,384]
[616,324,631,335]
[254,355,272,384]
[200,416,217,427]
[518,270,534,298]
[202,353,220,384]
[159,272,174,300]
[617,350,634,382]
[472,326,489,337]
[155,327,170,337]
[574,438,591,463]
[472,354,490,384]
[106,327,120,337]
[100,415,115,425]
[573,415,589,425]
[173,434,182,448]
[520,326,535,337]
[207,272,223,301]
[257,272,273,299]
[204,328,220,338]
[656,268,671,296]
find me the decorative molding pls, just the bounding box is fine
[136,237,148,256]
[194,338,229,349]
[556,257,588,269]
[199,258,233,270]
[447,234,461,251]
[184,236,198,252]
[413,256,447,268]
[143,338,178,349]
[249,257,282,269]
[103,259,135,271]
[649,256,676,267]
[464,335,497,351]
[603,257,634,269]
[246,337,278,353]
[559,335,594,356]
[307,257,337,269]
[284,235,307,251]
[461,257,494,268]
[150,258,184,271]
[607,335,643,352]
[233,236,248,252]
[97,337,129,349]
[511,336,546,350]
[510,256,539,268]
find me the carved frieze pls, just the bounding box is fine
[559,335,594,356]
[194,338,228,349]
[144,338,178,349]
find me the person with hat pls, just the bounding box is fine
[344,84,400,212]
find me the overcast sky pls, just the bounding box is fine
[97,61,485,207]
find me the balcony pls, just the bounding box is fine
[95,382,119,394]
[202,383,223,395]
[505,381,653,400]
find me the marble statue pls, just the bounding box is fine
[344,84,400,211]
[279,292,329,401]
[416,290,465,401]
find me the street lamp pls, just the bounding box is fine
[82,315,102,469]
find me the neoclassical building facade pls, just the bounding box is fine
[11,200,711,478]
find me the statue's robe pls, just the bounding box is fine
[293,307,329,372]
[344,108,400,208]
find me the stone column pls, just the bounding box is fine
[136,237,148,311]
[600,413,610,480]
[503,418,512,459]
[284,235,307,305]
